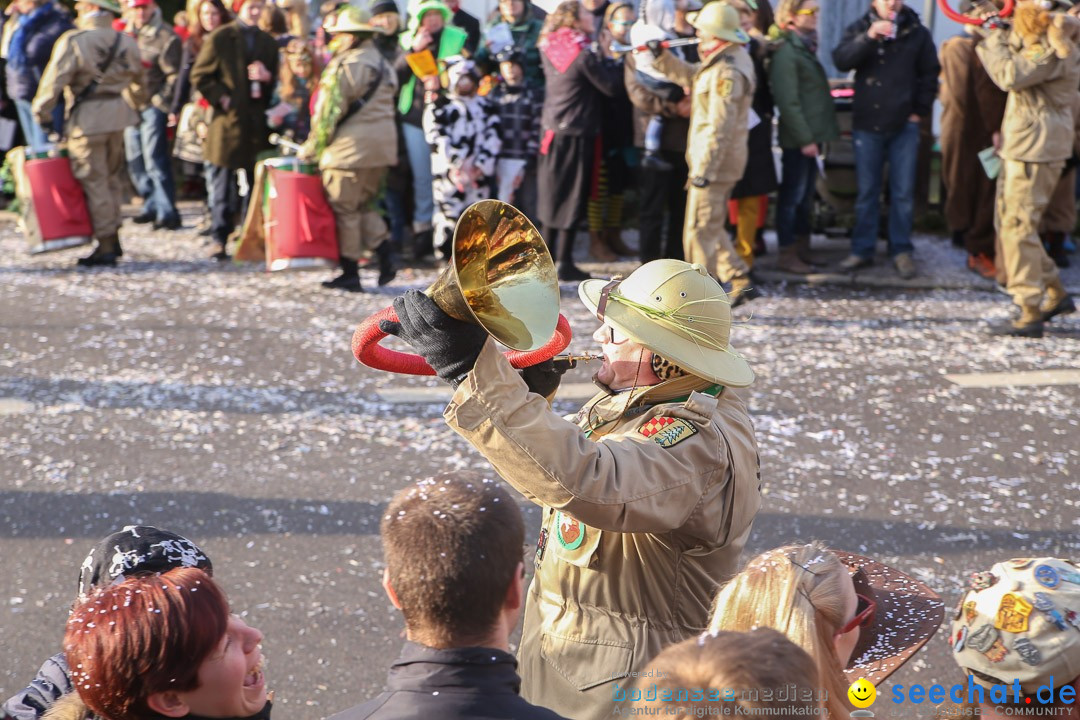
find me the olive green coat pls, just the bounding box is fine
[189,21,279,170]
[445,341,762,720]
[768,30,839,149]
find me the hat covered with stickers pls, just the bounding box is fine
[950,557,1080,694]
[76,525,213,602]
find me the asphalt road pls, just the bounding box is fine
[1,216,1078,720]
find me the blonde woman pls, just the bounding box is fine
[708,542,944,719]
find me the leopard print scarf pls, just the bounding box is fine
[650,353,688,381]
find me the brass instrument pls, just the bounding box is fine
[353,200,570,373]
[553,353,604,365]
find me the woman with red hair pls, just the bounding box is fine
[49,567,269,720]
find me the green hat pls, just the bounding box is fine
[408,0,451,23]
[325,2,378,32]
[687,2,750,43]
[85,0,123,13]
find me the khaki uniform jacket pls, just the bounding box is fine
[445,342,762,720]
[311,39,398,171]
[655,43,754,184]
[32,14,145,138]
[976,28,1080,163]
[134,16,181,113]
[190,21,279,170]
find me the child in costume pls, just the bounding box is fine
[422,56,502,258]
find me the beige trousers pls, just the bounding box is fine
[683,181,748,283]
[997,159,1064,310]
[322,167,389,261]
[68,131,125,239]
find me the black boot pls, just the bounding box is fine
[1045,232,1070,268]
[413,228,434,260]
[376,242,398,287]
[554,228,592,282]
[323,258,363,292]
[77,235,120,267]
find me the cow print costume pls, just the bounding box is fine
[422,57,502,258]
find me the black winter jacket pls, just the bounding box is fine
[831,6,940,134]
[539,29,621,137]
[1,652,71,720]
[327,643,568,720]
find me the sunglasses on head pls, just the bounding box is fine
[835,567,877,636]
[796,6,820,14]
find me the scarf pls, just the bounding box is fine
[540,26,588,73]
[8,2,60,71]
[309,43,352,156]
[794,27,818,53]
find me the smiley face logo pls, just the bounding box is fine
[848,678,877,709]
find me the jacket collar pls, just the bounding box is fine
[147,700,273,720]
[78,12,116,30]
[387,642,523,695]
[869,4,919,29]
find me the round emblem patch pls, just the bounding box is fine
[556,511,585,550]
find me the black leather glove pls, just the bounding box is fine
[519,358,576,400]
[379,290,489,386]
[646,39,665,58]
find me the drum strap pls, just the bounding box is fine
[336,57,388,130]
[71,31,123,116]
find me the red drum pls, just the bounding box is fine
[264,163,339,272]
[23,154,92,254]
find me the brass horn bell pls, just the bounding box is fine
[426,200,560,352]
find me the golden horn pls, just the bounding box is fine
[426,200,560,352]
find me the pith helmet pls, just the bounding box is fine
[325,2,378,32]
[687,2,750,44]
[578,260,755,387]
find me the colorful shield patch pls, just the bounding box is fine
[556,511,585,550]
[717,76,734,97]
[639,417,698,448]
[964,601,977,624]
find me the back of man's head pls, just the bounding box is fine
[381,473,525,648]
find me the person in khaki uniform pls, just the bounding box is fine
[379,258,761,720]
[300,2,397,292]
[648,3,758,305]
[32,0,146,267]
[976,0,1079,336]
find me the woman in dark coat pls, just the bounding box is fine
[4,0,72,151]
[537,0,621,281]
[726,0,777,269]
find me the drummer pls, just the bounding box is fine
[300,1,398,292]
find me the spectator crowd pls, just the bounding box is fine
[2,0,1077,332]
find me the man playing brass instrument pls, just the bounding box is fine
[379,259,761,720]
